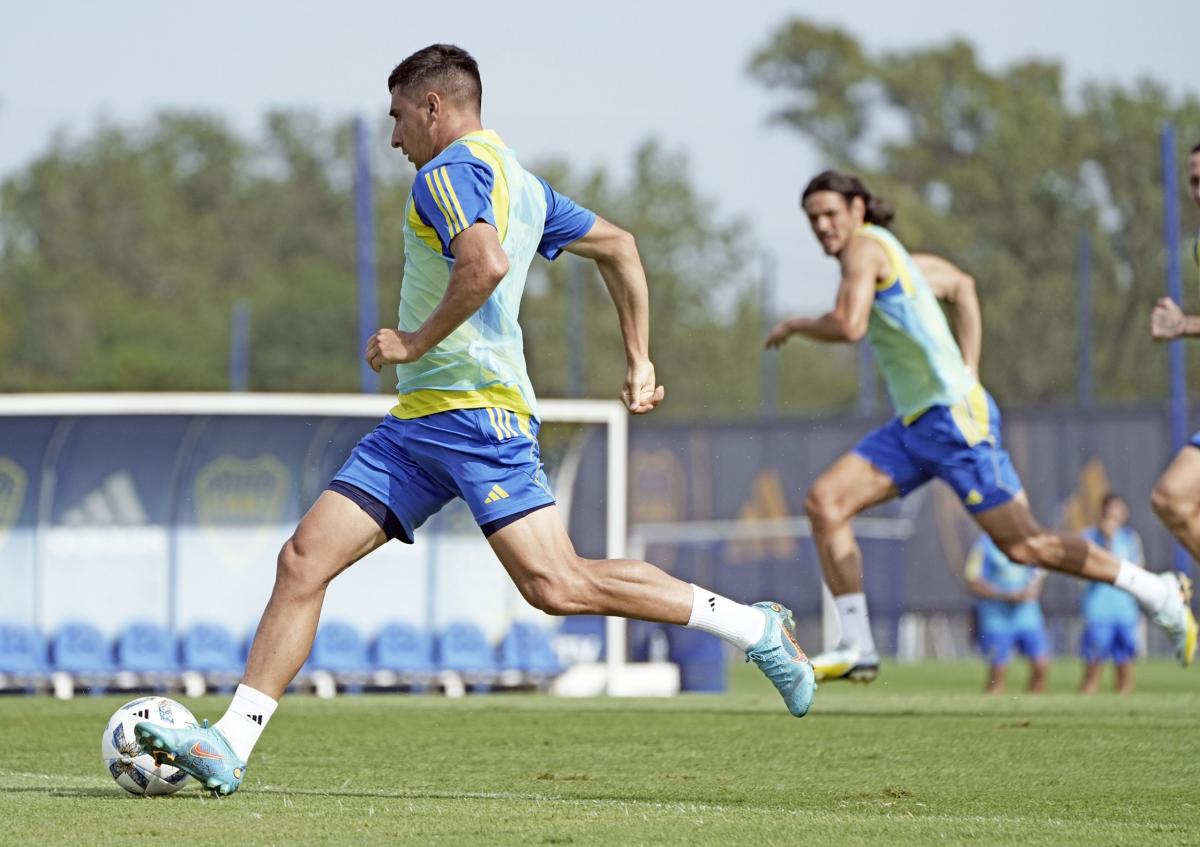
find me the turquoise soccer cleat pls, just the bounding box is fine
[134,718,246,797]
[746,601,816,717]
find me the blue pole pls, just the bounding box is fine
[1077,230,1093,410]
[1162,122,1191,575]
[761,251,778,416]
[229,301,251,391]
[355,117,379,394]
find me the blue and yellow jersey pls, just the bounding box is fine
[1080,526,1143,625]
[964,534,1044,633]
[856,224,976,421]
[394,129,595,421]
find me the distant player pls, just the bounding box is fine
[135,45,814,796]
[764,170,1196,683]
[964,534,1048,694]
[1080,494,1145,694]
[1150,141,1200,564]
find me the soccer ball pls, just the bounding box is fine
[101,696,196,796]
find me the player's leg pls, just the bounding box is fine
[980,630,1009,693]
[914,388,1196,665]
[1016,628,1049,693]
[1079,621,1107,693]
[803,420,923,681]
[1151,444,1200,561]
[986,663,1006,694]
[1114,662,1133,694]
[241,491,387,700]
[135,492,387,795]
[486,505,815,717]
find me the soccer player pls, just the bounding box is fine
[1080,494,1145,694]
[1150,141,1200,562]
[764,169,1196,683]
[964,534,1049,694]
[134,45,815,796]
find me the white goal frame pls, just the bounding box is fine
[0,392,635,694]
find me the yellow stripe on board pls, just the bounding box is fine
[424,172,459,235]
[438,167,469,232]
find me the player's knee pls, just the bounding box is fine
[1152,480,1186,523]
[995,535,1043,566]
[520,560,595,616]
[275,537,329,596]
[805,485,849,528]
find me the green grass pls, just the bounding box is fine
[2,661,1197,846]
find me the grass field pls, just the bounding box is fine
[2,660,1197,846]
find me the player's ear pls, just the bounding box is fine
[426,92,440,117]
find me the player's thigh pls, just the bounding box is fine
[485,504,583,601]
[284,490,388,583]
[1156,444,1200,503]
[971,497,1043,553]
[809,449,904,520]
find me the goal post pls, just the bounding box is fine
[0,392,647,694]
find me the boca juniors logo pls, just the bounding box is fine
[195,455,291,566]
[0,457,28,551]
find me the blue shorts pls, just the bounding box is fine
[1080,621,1138,664]
[330,409,555,543]
[854,386,1022,513]
[979,627,1047,665]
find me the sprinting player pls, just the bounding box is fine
[135,45,814,796]
[1080,493,1145,694]
[764,169,1196,683]
[1150,141,1200,561]
[964,534,1048,694]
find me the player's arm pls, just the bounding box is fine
[964,542,1023,602]
[1151,297,1200,340]
[763,236,882,348]
[366,157,509,370]
[911,252,981,377]
[564,217,664,414]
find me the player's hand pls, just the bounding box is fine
[365,328,424,372]
[622,360,665,415]
[1151,297,1185,341]
[764,319,794,350]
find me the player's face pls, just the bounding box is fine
[803,191,865,256]
[1188,152,1200,210]
[389,89,435,168]
[1101,498,1128,527]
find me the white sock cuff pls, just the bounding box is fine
[232,683,279,715]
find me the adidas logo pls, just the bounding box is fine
[707,596,716,612]
[62,470,148,526]
[134,709,150,720]
[483,484,509,505]
[247,714,263,726]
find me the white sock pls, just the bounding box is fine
[1114,560,1168,615]
[685,584,767,651]
[214,684,278,762]
[835,592,877,654]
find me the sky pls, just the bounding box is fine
[2,0,1197,312]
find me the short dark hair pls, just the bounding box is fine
[1100,492,1125,511]
[387,44,482,111]
[801,170,895,228]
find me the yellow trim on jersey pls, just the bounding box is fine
[438,167,469,232]
[406,199,443,253]
[390,385,534,420]
[424,171,460,235]
[948,383,991,447]
[963,543,985,581]
[462,139,510,243]
[857,226,916,296]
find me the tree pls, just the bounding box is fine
[751,19,1200,405]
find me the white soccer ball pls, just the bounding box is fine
[101,696,197,796]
